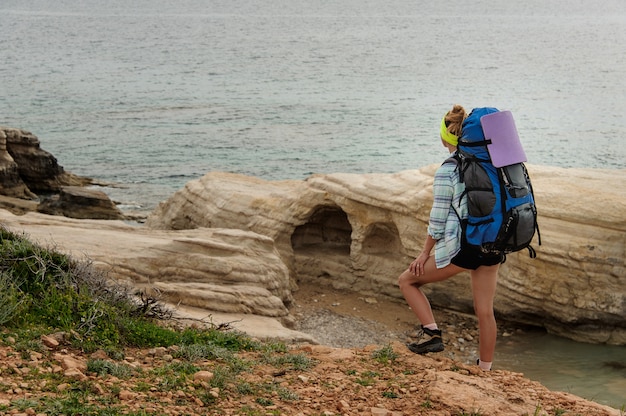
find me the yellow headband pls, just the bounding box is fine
[440,116,458,147]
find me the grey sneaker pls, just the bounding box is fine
[407,326,444,354]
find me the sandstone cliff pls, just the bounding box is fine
[144,165,626,345]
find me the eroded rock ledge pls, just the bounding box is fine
[144,166,626,345]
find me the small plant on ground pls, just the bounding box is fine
[371,343,399,364]
[87,359,135,378]
[421,396,433,408]
[354,370,380,387]
[382,389,399,399]
[262,350,316,371]
[458,411,483,416]
[255,397,274,406]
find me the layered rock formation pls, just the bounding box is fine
[145,165,626,345]
[0,211,309,342]
[0,129,37,199]
[0,127,125,220]
[37,186,125,220]
[0,127,90,195]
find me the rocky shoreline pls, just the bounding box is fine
[1,126,625,346]
[0,126,624,414]
[290,281,527,364]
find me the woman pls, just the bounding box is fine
[397,104,503,371]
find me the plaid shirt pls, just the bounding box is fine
[427,156,467,268]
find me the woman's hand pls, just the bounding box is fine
[410,251,430,276]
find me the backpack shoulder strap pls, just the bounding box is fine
[443,153,460,168]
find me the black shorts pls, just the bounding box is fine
[451,243,504,270]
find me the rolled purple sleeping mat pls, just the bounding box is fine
[480,110,528,168]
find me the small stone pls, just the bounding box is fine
[152,347,167,357]
[371,407,391,416]
[40,335,59,349]
[55,354,88,372]
[193,371,214,382]
[338,400,350,411]
[64,368,87,381]
[118,390,135,400]
[90,350,109,360]
[92,383,106,395]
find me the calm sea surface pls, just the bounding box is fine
[1,0,625,408]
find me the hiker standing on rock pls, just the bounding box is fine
[397,104,504,371]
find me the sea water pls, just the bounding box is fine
[497,329,625,409]
[2,0,625,212]
[0,0,624,408]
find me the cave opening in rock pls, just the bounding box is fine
[291,206,352,254]
[290,205,352,284]
[361,222,402,255]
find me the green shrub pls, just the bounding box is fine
[87,359,135,378]
[117,317,180,348]
[0,226,266,356]
[0,272,24,325]
[0,227,179,351]
[179,327,261,351]
[175,342,233,362]
[262,351,316,371]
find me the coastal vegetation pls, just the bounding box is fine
[0,226,313,415]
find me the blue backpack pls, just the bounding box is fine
[448,107,540,259]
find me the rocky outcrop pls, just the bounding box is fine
[0,127,91,194]
[0,129,37,199]
[0,127,125,220]
[37,186,126,220]
[145,165,626,345]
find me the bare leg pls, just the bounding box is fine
[470,264,500,363]
[398,255,465,326]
